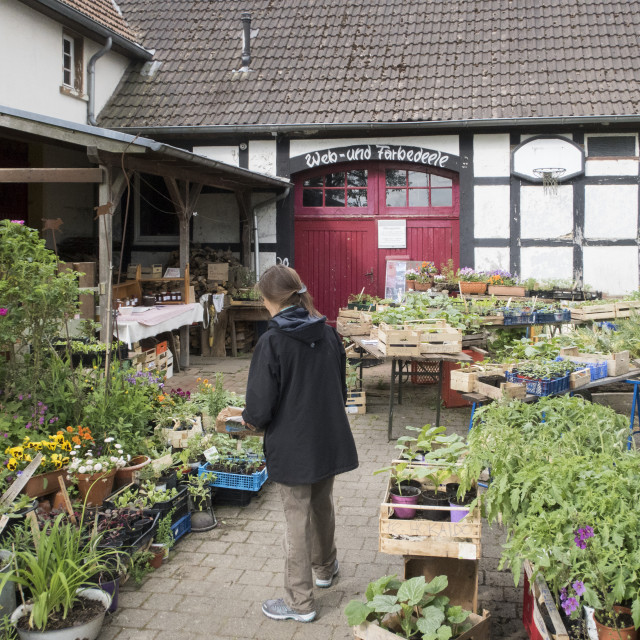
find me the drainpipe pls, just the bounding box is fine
[87,37,112,126]
[253,187,291,278]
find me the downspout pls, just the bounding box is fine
[253,187,291,278]
[87,37,112,126]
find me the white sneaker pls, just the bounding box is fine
[315,560,339,588]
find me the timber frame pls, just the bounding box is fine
[0,106,290,365]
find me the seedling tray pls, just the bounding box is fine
[150,485,189,524]
[505,371,571,396]
[556,357,608,381]
[199,460,268,492]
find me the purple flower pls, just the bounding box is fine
[25,422,31,429]
[0,309,7,317]
[562,597,579,615]
[572,581,585,597]
[574,536,587,550]
[2,434,7,438]
[17,395,23,401]
[37,401,43,407]
[560,587,568,602]
[9,220,24,225]
[38,417,44,425]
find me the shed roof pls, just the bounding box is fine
[57,0,139,43]
[99,0,640,131]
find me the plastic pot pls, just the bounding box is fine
[0,550,15,617]
[10,587,110,640]
[98,575,120,613]
[421,490,450,521]
[389,486,420,519]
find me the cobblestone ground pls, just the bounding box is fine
[100,356,529,640]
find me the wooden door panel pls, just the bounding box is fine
[295,220,376,322]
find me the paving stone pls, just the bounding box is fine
[140,591,184,611]
[108,607,157,629]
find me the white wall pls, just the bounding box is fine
[249,140,277,176]
[520,247,573,281]
[474,185,510,238]
[473,134,510,177]
[583,247,639,295]
[520,185,573,239]
[193,146,240,166]
[584,185,638,239]
[475,247,510,272]
[0,0,130,123]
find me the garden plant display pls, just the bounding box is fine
[345,574,474,640]
[458,395,640,633]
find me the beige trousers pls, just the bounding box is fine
[277,476,337,614]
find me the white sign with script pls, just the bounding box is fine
[378,219,407,249]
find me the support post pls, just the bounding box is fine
[235,190,252,268]
[97,165,113,343]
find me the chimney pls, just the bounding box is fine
[240,11,252,71]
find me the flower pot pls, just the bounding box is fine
[98,575,120,613]
[389,486,420,520]
[149,544,165,569]
[447,485,477,523]
[405,279,416,291]
[415,280,432,291]
[189,494,218,532]
[487,285,526,297]
[10,587,110,640]
[114,455,151,490]
[3,500,38,536]
[0,550,16,617]
[22,469,71,499]
[594,606,637,640]
[76,469,116,507]
[459,282,487,295]
[421,490,450,521]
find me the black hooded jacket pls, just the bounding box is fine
[242,306,359,485]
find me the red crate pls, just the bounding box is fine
[410,361,439,384]
[156,340,168,355]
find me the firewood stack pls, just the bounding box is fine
[225,321,256,354]
[166,244,242,299]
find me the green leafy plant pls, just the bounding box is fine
[186,472,216,509]
[0,614,17,639]
[128,549,154,585]
[155,508,176,549]
[344,574,473,640]
[0,513,119,631]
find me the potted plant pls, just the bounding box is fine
[486,271,525,297]
[457,268,488,295]
[151,509,176,564]
[374,462,430,520]
[0,513,119,639]
[415,261,438,291]
[67,435,129,507]
[186,472,217,532]
[405,269,418,291]
[345,574,477,640]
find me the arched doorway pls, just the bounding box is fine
[294,162,460,321]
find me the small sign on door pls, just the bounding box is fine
[377,219,406,249]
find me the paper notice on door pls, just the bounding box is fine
[378,219,406,248]
[458,542,477,560]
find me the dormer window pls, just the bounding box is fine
[61,31,84,96]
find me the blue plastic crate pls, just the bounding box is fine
[556,357,608,381]
[170,512,191,542]
[503,312,536,326]
[199,460,268,492]
[505,370,571,396]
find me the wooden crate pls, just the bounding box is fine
[569,368,591,390]
[570,303,616,321]
[346,391,366,414]
[337,318,372,337]
[406,321,463,354]
[614,300,640,318]
[159,416,203,449]
[404,556,479,613]
[338,308,362,320]
[474,379,526,401]
[354,612,490,640]
[378,324,422,357]
[523,560,570,640]
[559,347,630,377]
[479,315,504,325]
[379,474,482,559]
[450,365,508,393]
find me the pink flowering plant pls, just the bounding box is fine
[456,267,488,283]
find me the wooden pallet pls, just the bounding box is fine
[570,303,616,321]
[614,300,640,318]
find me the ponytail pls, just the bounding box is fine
[257,265,321,317]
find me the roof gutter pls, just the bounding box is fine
[21,0,153,60]
[110,113,640,137]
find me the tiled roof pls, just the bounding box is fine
[57,0,141,44]
[99,0,640,128]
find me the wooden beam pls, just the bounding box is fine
[0,168,103,183]
[98,165,113,344]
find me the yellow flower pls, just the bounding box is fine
[24,454,32,462]
[61,441,71,452]
[10,447,24,461]
[44,442,56,451]
[30,441,43,451]
[6,458,17,471]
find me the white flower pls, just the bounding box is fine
[126,454,131,461]
[69,451,77,456]
[86,451,93,457]
[74,445,81,449]
[78,466,86,474]
[94,463,103,472]
[110,456,118,463]
[104,437,114,443]
[114,444,122,450]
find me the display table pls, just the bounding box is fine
[351,337,473,440]
[114,303,204,368]
[227,303,270,357]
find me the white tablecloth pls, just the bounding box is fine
[114,303,204,346]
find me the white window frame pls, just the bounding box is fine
[62,34,74,88]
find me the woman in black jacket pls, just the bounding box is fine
[242,264,359,623]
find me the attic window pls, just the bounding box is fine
[61,31,84,95]
[586,135,637,158]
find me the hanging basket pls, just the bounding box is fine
[459,282,487,295]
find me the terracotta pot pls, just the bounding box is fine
[594,606,637,640]
[459,281,487,295]
[22,468,70,499]
[149,544,165,569]
[114,455,151,489]
[405,279,416,290]
[76,469,116,507]
[415,279,432,291]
